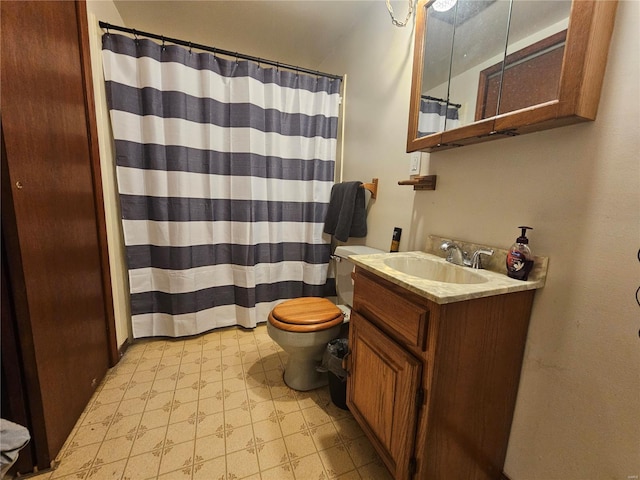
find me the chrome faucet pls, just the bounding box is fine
[440,241,465,266]
[469,248,494,269]
[440,241,494,269]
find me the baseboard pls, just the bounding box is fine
[117,338,130,360]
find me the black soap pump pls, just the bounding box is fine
[389,227,402,252]
[506,226,534,280]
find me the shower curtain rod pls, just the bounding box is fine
[99,22,343,81]
[421,94,461,109]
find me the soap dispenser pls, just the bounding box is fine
[506,226,534,280]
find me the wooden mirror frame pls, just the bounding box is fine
[407,0,618,153]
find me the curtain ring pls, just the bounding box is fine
[188,42,192,55]
[234,52,239,65]
[161,36,166,51]
[133,29,139,44]
[105,24,110,36]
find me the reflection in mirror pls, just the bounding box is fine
[418,0,572,136]
[447,0,511,130]
[420,0,512,136]
[495,0,572,117]
[419,3,456,137]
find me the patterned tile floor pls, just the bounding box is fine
[34,324,392,480]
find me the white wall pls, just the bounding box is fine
[85,0,131,347]
[320,1,639,479]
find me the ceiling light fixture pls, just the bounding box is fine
[432,0,458,12]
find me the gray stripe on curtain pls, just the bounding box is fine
[102,33,341,337]
[420,99,460,119]
[106,83,339,139]
[126,243,330,270]
[114,141,335,180]
[120,195,328,223]
[132,281,329,316]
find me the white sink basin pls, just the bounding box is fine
[383,255,488,284]
[348,250,546,304]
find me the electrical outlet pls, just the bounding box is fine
[409,152,421,175]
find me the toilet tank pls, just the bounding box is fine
[334,245,383,307]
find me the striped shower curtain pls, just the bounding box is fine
[418,98,460,137]
[102,33,341,338]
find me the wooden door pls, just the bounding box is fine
[347,312,422,479]
[1,0,114,468]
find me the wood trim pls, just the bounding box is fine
[440,117,495,145]
[75,0,119,366]
[556,0,618,119]
[118,338,131,359]
[573,0,618,118]
[406,0,428,152]
[493,101,559,132]
[556,0,595,116]
[406,0,446,152]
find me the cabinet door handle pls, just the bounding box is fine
[343,351,352,376]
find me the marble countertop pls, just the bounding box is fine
[349,249,547,305]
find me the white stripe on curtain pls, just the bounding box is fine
[418,99,460,137]
[121,221,327,247]
[108,112,338,161]
[102,33,341,338]
[129,263,329,294]
[116,167,333,201]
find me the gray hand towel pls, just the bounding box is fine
[323,181,367,242]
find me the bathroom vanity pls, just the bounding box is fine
[345,246,547,480]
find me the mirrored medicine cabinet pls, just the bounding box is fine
[407,0,618,152]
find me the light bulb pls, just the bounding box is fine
[432,0,457,12]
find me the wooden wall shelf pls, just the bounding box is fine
[398,175,437,191]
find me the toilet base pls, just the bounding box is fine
[282,354,329,391]
[266,320,342,392]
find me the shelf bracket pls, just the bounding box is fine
[360,178,378,199]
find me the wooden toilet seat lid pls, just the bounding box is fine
[269,297,344,332]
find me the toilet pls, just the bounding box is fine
[267,245,383,391]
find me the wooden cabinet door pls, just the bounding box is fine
[1,0,113,467]
[347,311,422,479]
